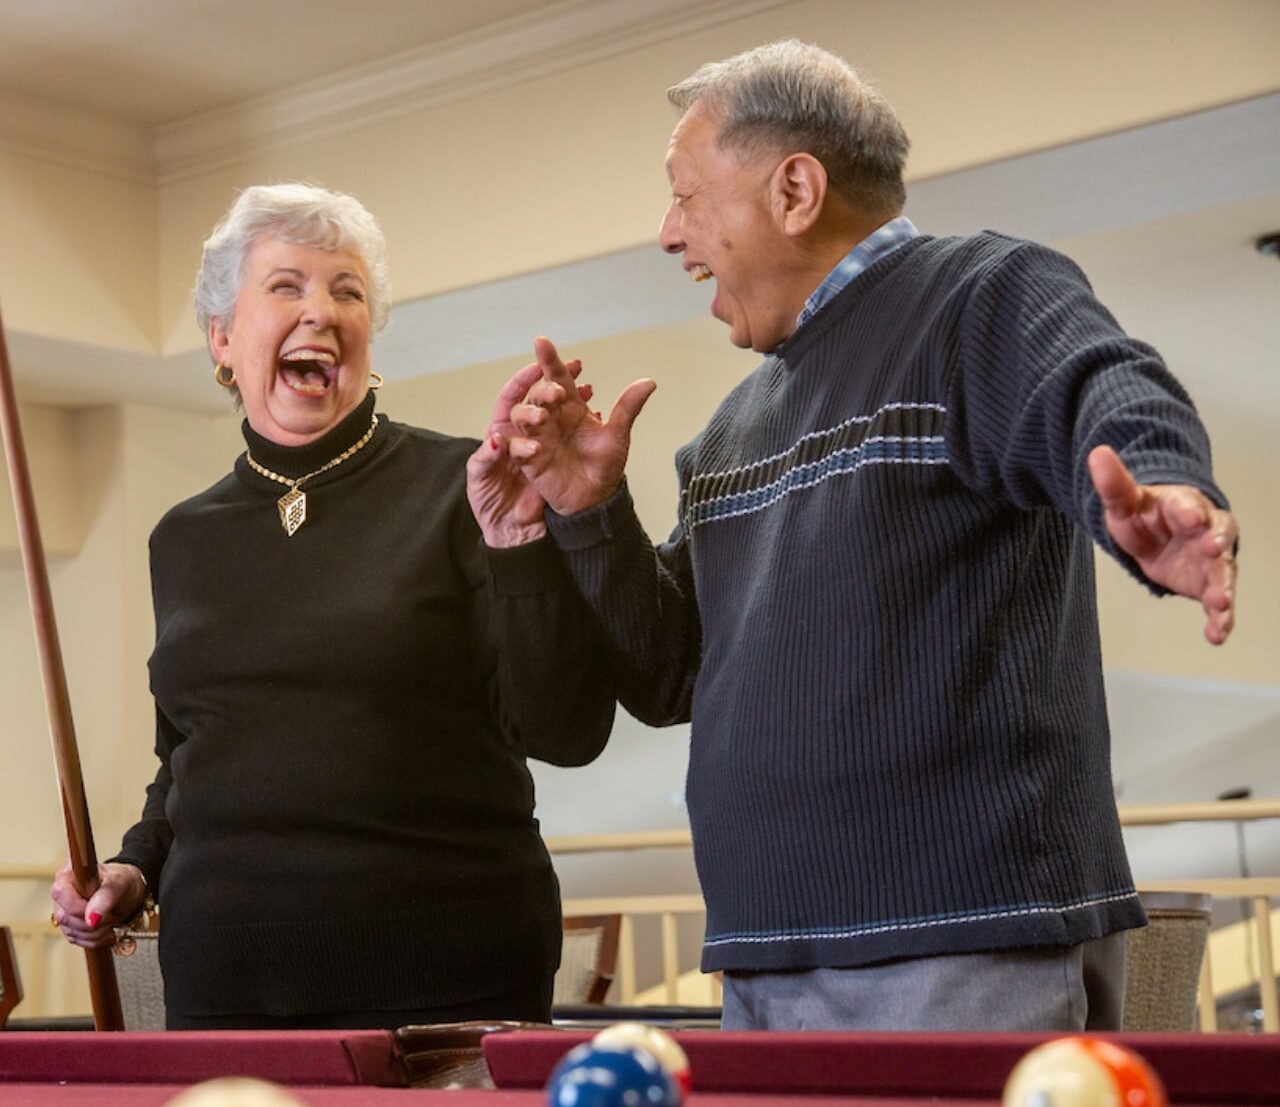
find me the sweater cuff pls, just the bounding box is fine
[545,481,635,551]
[1122,468,1230,512]
[484,534,566,595]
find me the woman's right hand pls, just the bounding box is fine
[50,862,147,950]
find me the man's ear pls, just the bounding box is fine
[771,152,827,237]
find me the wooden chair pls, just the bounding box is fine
[1123,891,1213,1031]
[554,914,621,1006]
[0,926,24,1027]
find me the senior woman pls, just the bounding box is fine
[49,182,615,1029]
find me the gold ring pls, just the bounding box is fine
[50,911,59,929]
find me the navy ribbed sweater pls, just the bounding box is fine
[113,393,615,1017]
[548,233,1226,973]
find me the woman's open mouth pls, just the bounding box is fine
[279,348,336,396]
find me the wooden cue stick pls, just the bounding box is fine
[0,306,124,1031]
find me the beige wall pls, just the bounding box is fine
[380,318,760,534]
[0,0,1276,1013]
[152,0,1280,352]
[0,152,156,351]
[1097,435,1275,685]
[4,0,1278,352]
[0,405,85,558]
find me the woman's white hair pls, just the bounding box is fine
[194,182,391,339]
[668,40,910,216]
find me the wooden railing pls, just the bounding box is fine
[3,799,1277,1025]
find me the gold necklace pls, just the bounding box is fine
[244,413,380,536]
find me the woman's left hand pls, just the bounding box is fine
[467,356,592,548]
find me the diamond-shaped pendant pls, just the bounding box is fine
[277,488,307,536]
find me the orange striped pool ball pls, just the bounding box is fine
[1003,1037,1167,1107]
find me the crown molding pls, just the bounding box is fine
[153,0,790,184]
[0,91,154,185]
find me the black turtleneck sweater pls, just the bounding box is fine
[113,392,615,1018]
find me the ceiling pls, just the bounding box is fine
[0,0,570,126]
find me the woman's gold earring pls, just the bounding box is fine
[369,372,384,390]
[214,363,236,388]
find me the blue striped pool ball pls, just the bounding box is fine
[546,1042,681,1107]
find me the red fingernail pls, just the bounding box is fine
[87,912,102,927]
[491,435,501,449]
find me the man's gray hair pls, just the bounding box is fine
[668,40,909,215]
[194,182,391,339]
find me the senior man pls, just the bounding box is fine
[467,40,1238,1031]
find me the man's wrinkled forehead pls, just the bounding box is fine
[665,102,721,177]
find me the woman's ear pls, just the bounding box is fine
[771,152,828,237]
[208,317,230,363]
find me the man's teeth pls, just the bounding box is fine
[690,264,713,283]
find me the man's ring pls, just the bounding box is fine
[49,911,59,929]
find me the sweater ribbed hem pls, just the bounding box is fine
[699,890,1146,972]
[162,881,561,1017]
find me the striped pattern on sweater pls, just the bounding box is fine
[680,403,947,531]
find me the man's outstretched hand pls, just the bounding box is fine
[1088,445,1237,644]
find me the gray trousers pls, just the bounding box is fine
[720,933,1126,1031]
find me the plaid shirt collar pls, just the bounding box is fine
[795,216,919,331]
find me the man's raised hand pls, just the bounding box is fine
[1088,445,1238,644]
[507,336,656,516]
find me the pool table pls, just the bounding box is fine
[0,1027,1275,1106]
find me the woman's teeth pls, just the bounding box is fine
[690,264,713,283]
[283,370,328,395]
[280,349,336,368]
[278,349,336,394]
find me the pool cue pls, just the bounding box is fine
[0,306,124,1031]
